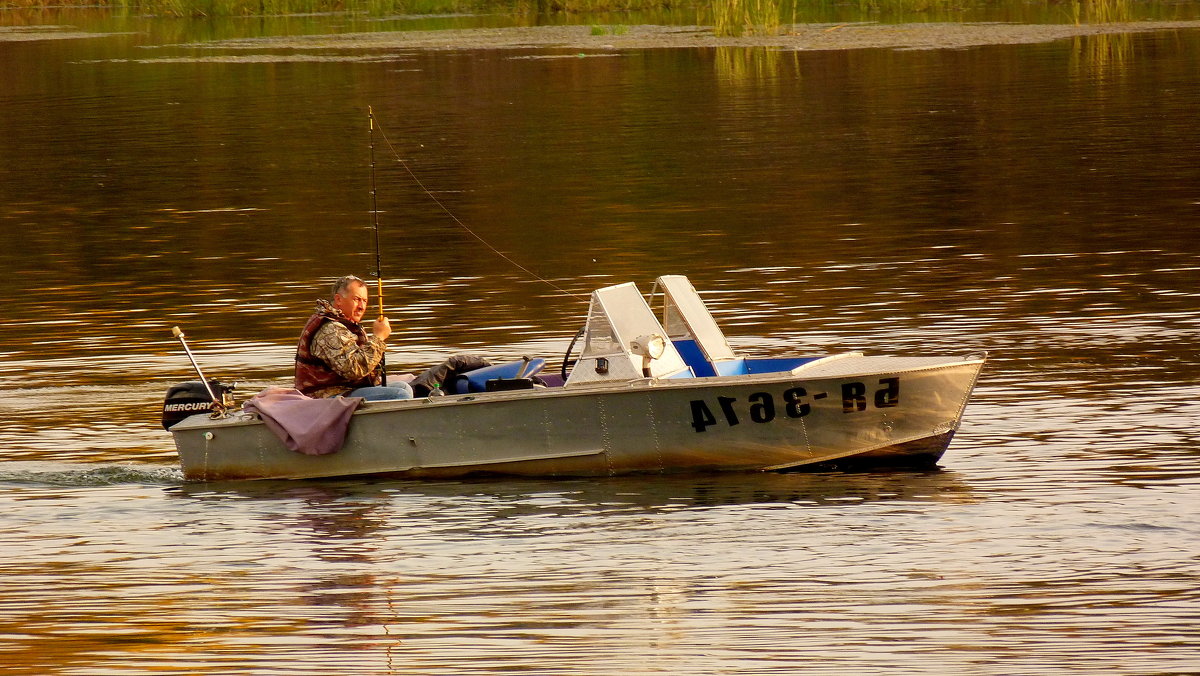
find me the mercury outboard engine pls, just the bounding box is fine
[161,380,235,430]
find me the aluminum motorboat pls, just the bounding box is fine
[164,275,986,481]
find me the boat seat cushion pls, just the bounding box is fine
[673,339,748,376]
[714,359,748,376]
[672,339,716,377]
[742,357,820,373]
[452,358,546,394]
[673,340,821,377]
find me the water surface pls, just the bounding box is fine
[1,12,1198,674]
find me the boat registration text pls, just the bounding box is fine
[689,378,900,432]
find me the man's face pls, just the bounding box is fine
[333,281,369,323]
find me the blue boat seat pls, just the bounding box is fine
[673,339,717,377]
[714,359,748,376]
[673,339,747,377]
[673,339,820,377]
[742,357,819,373]
[452,358,546,394]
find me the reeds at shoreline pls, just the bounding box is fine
[711,0,785,36]
[707,0,1140,36]
[1069,0,1133,23]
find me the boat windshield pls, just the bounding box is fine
[566,282,691,386]
[654,275,736,362]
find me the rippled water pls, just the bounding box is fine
[1,10,1198,674]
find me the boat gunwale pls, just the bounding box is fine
[170,352,987,433]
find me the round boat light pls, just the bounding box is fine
[631,334,667,360]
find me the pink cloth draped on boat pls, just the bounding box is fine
[243,388,362,456]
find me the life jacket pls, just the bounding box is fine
[294,303,382,397]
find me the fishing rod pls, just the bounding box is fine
[368,105,388,386]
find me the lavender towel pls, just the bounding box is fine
[243,388,362,456]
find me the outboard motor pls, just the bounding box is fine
[161,380,234,430]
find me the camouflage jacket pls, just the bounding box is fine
[293,300,384,398]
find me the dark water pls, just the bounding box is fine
[1,11,1199,674]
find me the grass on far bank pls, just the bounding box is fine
[0,0,1141,29]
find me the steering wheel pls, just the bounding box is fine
[561,326,586,381]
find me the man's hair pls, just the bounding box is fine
[331,275,366,299]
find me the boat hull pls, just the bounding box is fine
[171,354,985,481]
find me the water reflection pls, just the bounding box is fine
[714,46,796,85]
[1070,32,1134,79]
[175,469,978,511]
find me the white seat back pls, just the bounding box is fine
[654,275,736,362]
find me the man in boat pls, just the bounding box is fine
[294,275,411,401]
[294,275,490,400]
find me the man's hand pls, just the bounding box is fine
[372,317,392,341]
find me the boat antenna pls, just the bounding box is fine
[369,111,585,301]
[170,326,226,414]
[369,106,388,386]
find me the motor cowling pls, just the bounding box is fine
[161,380,234,430]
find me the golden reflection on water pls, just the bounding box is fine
[714,45,795,84]
[1070,32,1134,79]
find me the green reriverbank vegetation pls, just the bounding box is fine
[3,0,686,14]
[0,0,1146,31]
[709,0,1134,35]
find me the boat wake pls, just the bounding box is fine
[0,462,184,487]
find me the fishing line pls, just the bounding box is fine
[371,113,586,301]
